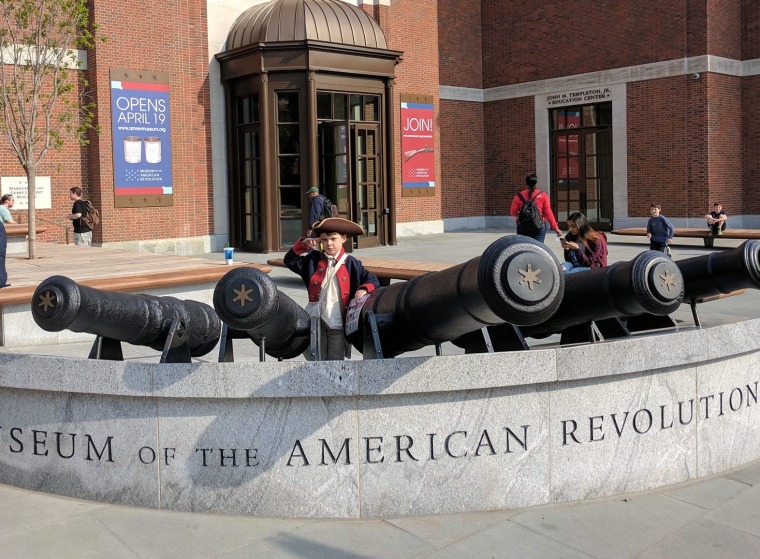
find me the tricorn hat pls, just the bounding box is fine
[311,217,364,237]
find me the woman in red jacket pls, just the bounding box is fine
[509,174,563,243]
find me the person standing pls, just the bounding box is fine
[66,187,92,246]
[306,186,325,237]
[646,203,674,255]
[560,212,608,274]
[0,218,7,287]
[510,174,563,243]
[706,202,727,236]
[0,194,16,224]
[284,217,379,361]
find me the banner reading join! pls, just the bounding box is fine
[400,94,435,198]
[110,69,173,207]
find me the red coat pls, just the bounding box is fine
[509,188,560,231]
[284,238,379,316]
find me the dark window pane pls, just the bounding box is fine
[598,102,612,126]
[278,123,300,154]
[279,156,301,186]
[334,94,347,119]
[317,93,332,120]
[277,92,299,123]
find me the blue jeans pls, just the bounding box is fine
[561,262,591,274]
[517,222,547,243]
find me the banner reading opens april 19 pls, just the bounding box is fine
[400,100,435,190]
[110,74,173,207]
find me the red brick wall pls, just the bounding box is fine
[438,0,482,88]
[480,1,706,87]
[706,73,742,214]
[627,77,706,218]
[85,0,212,244]
[378,0,442,225]
[439,100,484,218]
[483,97,535,218]
[742,76,760,215]
[706,0,742,59]
[743,0,760,59]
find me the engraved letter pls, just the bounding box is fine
[445,431,467,458]
[364,436,384,464]
[85,435,114,462]
[55,432,76,459]
[394,435,419,462]
[474,430,496,456]
[32,430,48,456]
[320,438,351,465]
[505,425,529,452]
[561,420,581,445]
[589,416,605,442]
[287,440,310,466]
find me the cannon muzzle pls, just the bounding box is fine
[676,240,760,300]
[350,236,565,357]
[32,275,220,357]
[213,267,310,359]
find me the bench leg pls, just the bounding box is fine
[703,237,714,248]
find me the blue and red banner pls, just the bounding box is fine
[110,69,173,207]
[400,96,435,196]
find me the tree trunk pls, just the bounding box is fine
[26,168,36,260]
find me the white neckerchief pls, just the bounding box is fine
[320,251,347,328]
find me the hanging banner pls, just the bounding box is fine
[110,68,173,207]
[400,94,435,197]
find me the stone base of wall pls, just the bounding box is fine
[1,320,759,518]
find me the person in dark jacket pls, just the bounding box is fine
[646,203,674,255]
[560,212,608,274]
[285,217,379,360]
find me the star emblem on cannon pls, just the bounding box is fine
[37,290,56,312]
[232,284,254,307]
[517,264,542,290]
[659,270,677,291]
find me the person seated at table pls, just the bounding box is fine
[706,202,727,236]
[560,212,608,274]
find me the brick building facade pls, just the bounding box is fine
[1,0,757,253]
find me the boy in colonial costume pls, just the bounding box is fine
[284,218,379,360]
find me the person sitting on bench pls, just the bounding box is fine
[706,202,727,236]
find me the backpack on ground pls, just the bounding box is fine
[320,195,339,221]
[516,191,543,234]
[83,200,100,229]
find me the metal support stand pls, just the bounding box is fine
[434,342,443,356]
[309,315,322,361]
[689,299,702,329]
[88,336,124,361]
[362,311,384,360]
[218,324,268,362]
[624,313,678,333]
[160,318,192,363]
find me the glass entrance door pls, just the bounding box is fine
[352,124,381,248]
[550,104,613,230]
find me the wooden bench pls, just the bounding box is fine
[267,256,453,286]
[3,224,49,254]
[0,263,271,306]
[611,227,760,248]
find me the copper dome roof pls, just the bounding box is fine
[226,0,388,51]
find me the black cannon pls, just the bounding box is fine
[348,235,565,358]
[213,267,310,361]
[454,250,685,351]
[32,275,221,362]
[662,239,760,329]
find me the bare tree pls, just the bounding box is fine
[0,0,100,258]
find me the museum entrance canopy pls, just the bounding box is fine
[216,0,402,252]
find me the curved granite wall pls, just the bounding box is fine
[1,319,759,518]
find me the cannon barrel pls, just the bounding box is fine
[676,240,760,300]
[350,236,565,357]
[32,275,221,357]
[213,267,310,359]
[454,250,684,351]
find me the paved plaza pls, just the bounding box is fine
[1,230,759,557]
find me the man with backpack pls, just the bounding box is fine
[509,174,563,243]
[65,186,92,246]
[305,186,337,237]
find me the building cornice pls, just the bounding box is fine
[441,55,760,103]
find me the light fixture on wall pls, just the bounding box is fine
[691,72,701,80]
